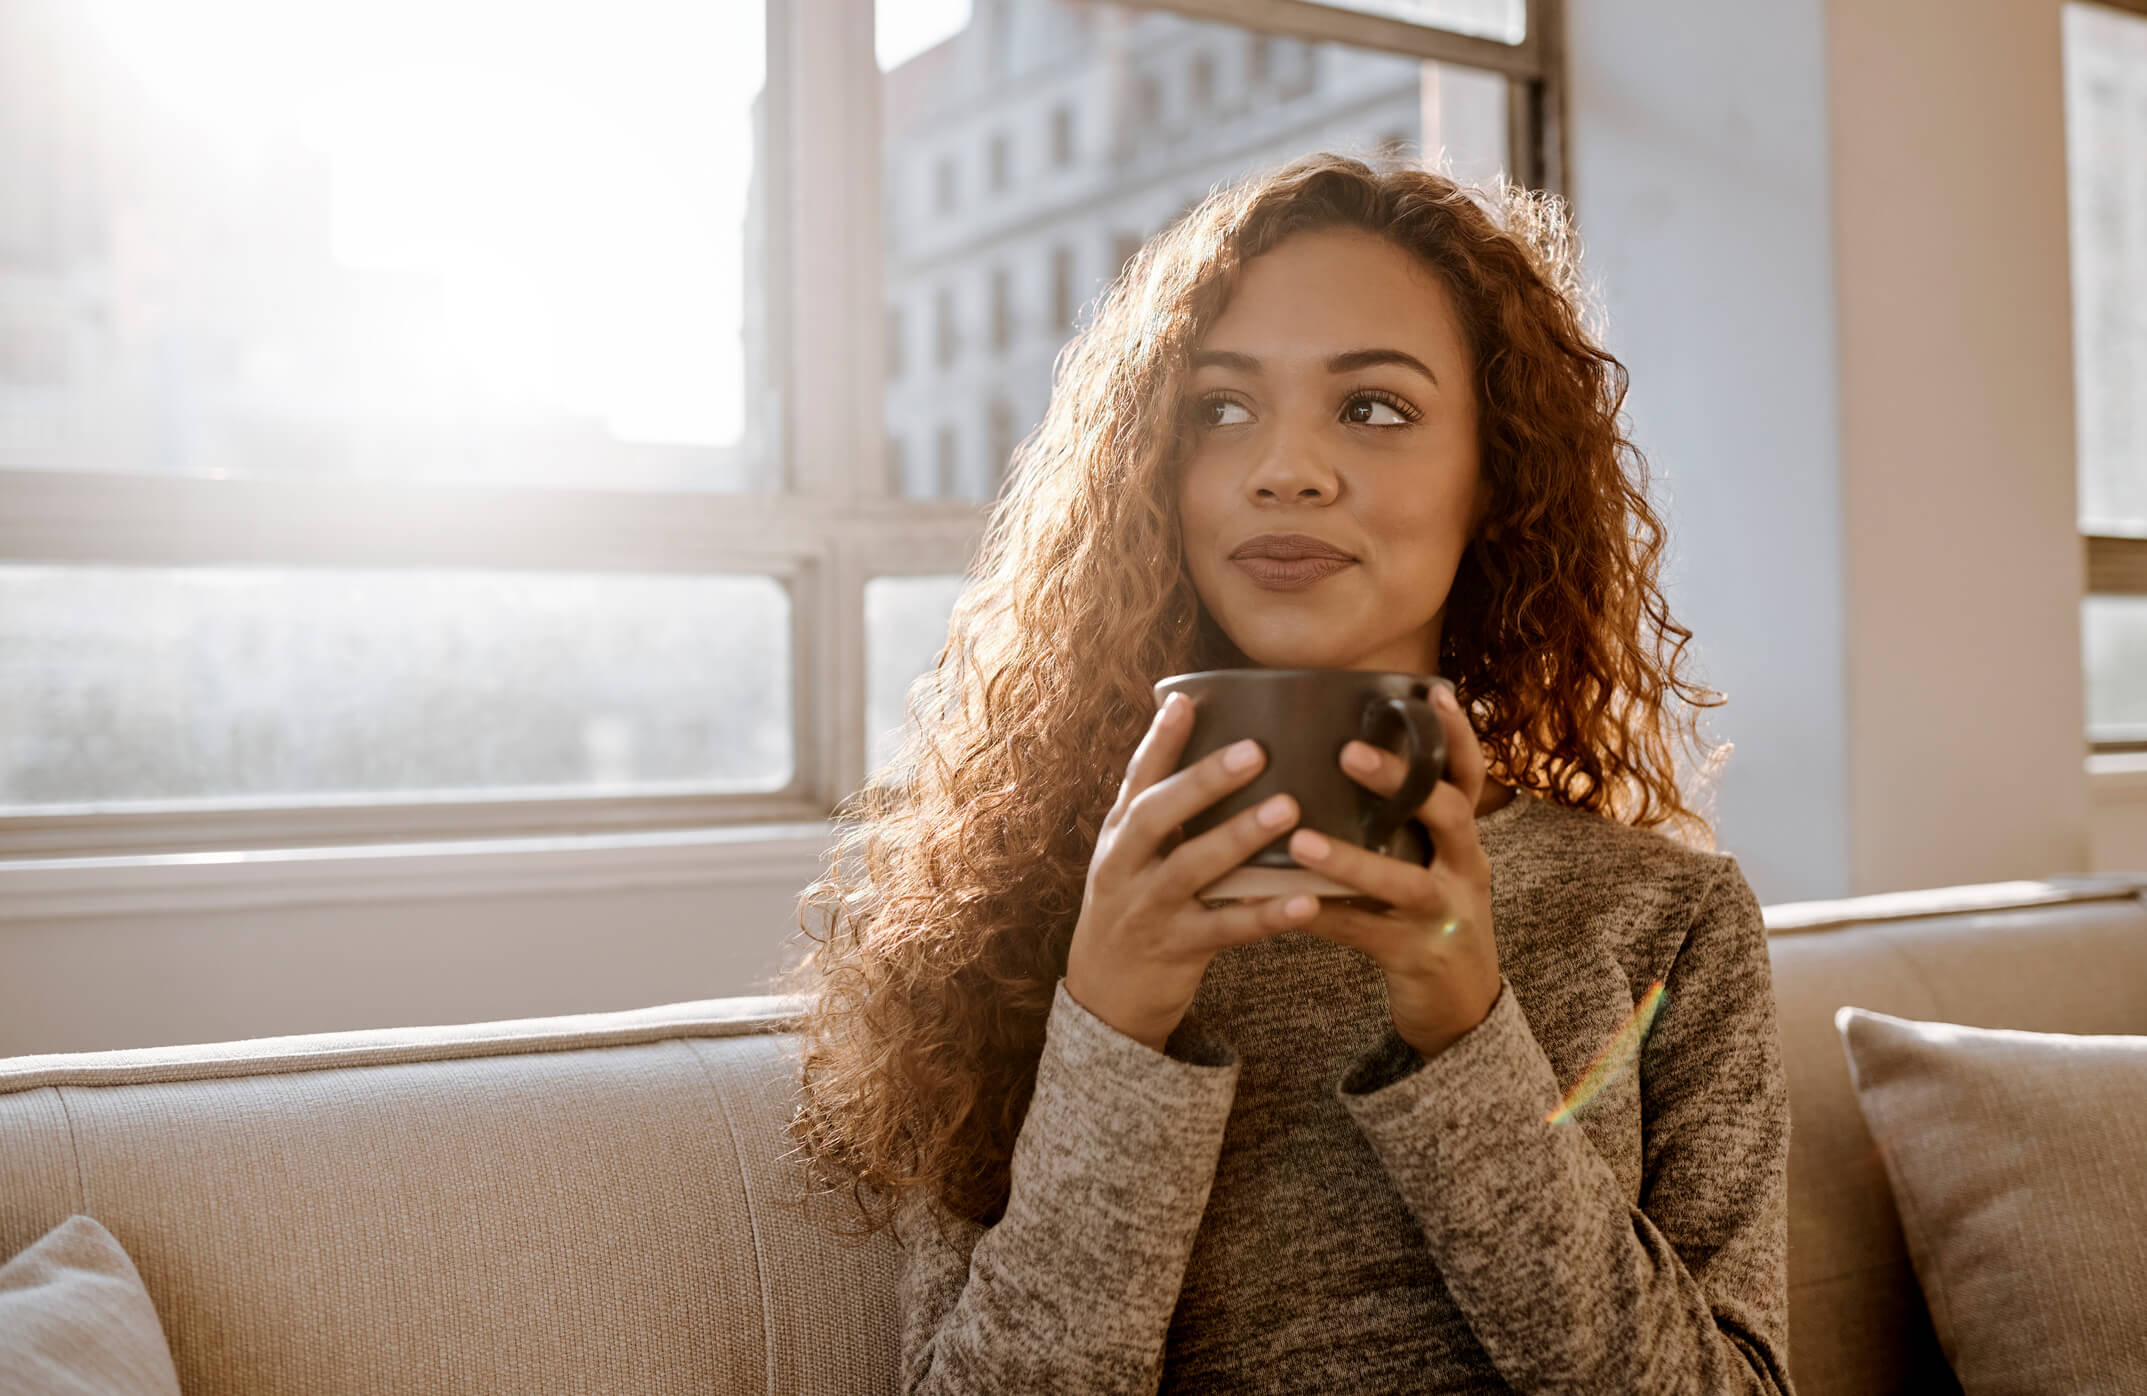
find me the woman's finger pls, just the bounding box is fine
[1156,791,1300,904]
[1286,825,1440,911]
[1190,890,1323,954]
[1112,692,1196,819]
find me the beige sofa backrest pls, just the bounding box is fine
[0,996,905,1395]
[1766,877,2147,1396]
[3,877,2144,1394]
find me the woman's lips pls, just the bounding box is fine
[1231,556,1356,589]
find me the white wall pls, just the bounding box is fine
[1566,0,2092,902]
[1563,0,1851,904]
[0,831,827,1057]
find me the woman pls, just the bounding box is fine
[791,152,1793,1394]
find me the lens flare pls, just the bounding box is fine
[1545,980,1666,1125]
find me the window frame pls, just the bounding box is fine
[2072,0,2147,754]
[0,0,1567,859]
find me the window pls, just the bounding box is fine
[989,266,1013,351]
[2065,2,2147,749]
[1050,246,1077,331]
[987,398,1018,484]
[935,423,961,499]
[935,153,960,215]
[988,130,1011,193]
[934,284,960,369]
[1049,103,1075,167]
[1190,51,1216,110]
[1,0,988,857]
[1113,233,1146,283]
[0,0,1564,858]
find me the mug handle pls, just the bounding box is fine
[1357,692,1445,857]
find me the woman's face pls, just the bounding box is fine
[1176,225,1483,674]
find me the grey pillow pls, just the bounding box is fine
[1836,1007,2147,1395]
[0,1214,183,1396]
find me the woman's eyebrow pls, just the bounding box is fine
[1190,347,1438,386]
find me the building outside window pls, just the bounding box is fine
[2066,1,2147,749]
[988,130,1011,193]
[989,266,1013,351]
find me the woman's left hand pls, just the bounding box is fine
[1288,682,1501,1060]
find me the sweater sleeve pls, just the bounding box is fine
[894,978,1239,1394]
[1336,856,1794,1395]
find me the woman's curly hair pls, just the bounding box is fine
[786,151,1728,1232]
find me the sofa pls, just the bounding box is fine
[5,874,2146,1395]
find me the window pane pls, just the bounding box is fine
[2084,596,2147,744]
[878,0,1511,502]
[0,1,774,491]
[864,574,967,773]
[0,566,791,806]
[2064,2,2147,533]
[1299,0,1525,45]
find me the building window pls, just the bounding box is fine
[1248,33,1273,85]
[1113,232,1145,284]
[887,434,909,496]
[1049,103,1075,167]
[886,304,905,382]
[933,285,959,369]
[989,266,1013,351]
[1130,72,1163,132]
[2066,1,2147,748]
[988,398,1018,483]
[1050,246,1076,330]
[1189,52,1215,110]
[934,153,959,215]
[988,131,1010,193]
[935,423,960,498]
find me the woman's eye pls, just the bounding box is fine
[1197,396,1252,428]
[1343,394,1416,426]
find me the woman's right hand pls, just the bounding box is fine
[1063,691,1320,1053]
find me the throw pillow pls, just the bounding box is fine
[0,1214,182,1396]
[1836,1007,2147,1395]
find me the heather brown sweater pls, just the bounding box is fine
[893,789,1795,1394]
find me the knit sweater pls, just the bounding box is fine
[892,788,1795,1394]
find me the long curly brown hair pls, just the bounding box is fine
[787,151,1727,1232]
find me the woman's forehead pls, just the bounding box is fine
[1195,229,1467,372]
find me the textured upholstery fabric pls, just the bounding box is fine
[0,1213,183,1396]
[1765,891,2147,1396]
[0,1000,899,1396]
[1838,1010,2147,1395]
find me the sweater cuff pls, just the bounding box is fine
[1337,980,1564,1147]
[1017,980,1240,1185]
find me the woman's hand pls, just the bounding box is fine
[1065,692,1322,1053]
[1291,683,1501,1060]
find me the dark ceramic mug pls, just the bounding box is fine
[1151,668,1449,904]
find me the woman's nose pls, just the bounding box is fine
[1244,422,1339,501]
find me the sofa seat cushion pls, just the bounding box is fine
[1838,1009,2147,1395]
[0,1213,183,1396]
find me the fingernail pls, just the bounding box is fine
[1165,692,1190,718]
[1292,829,1330,859]
[1341,742,1378,771]
[1284,895,1318,917]
[1435,685,1459,712]
[1224,739,1262,772]
[1256,794,1293,826]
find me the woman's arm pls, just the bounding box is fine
[894,978,1238,1395]
[1337,855,1794,1395]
